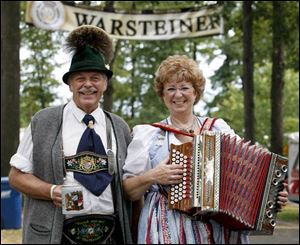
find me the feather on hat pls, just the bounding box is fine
[62,25,113,84]
[65,25,113,64]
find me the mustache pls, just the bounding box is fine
[78,87,98,94]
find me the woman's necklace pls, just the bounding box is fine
[170,116,197,134]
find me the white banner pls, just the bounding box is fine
[26,1,223,40]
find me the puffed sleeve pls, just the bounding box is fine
[123,124,160,179]
[212,118,240,139]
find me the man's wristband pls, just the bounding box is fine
[50,185,57,200]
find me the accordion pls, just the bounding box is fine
[168,131,288,235]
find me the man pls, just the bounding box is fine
[9,25,133,244]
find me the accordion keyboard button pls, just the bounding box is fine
[275,170,282,177]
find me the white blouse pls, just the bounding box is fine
[123,116,237,179]
[10,99,116,215]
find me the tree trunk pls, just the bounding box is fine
[1,2,20,176]
[270,1,285,154]
[103,1,115,112]
[103,39,120,112]
[130,44,136,119]
[242,1,255,144]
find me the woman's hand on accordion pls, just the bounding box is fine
[154,157,184,185]
[122,157,184,201]
[277,182,289,211]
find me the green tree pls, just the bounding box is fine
[112,38,194,128]
[70,1,224,127]
[242,1,255,143]
[18,1,299,151]
[207,1,299,149]
[20,3,66,127]
[211,62,299,149]
[254,64,299,148]
[270,1,286,154]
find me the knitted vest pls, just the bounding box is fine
[22,105,133,244]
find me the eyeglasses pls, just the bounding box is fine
[164,86,194,95]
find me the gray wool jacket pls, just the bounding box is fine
[22,105,133,244]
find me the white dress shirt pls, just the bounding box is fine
[10,99,116,216]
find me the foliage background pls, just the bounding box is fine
[19,1,299,150]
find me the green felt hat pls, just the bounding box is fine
[62,45,113,84]
[62,25,114,84]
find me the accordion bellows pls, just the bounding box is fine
[168,131,288,235]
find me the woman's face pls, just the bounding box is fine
[162,81,196,116]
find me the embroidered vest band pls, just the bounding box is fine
[64,151,108,174]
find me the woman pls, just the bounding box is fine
[122,55,288,244]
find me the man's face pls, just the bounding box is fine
[68,71,108,113]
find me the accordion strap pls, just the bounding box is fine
[151,117,217,137]
[200,117,217,134]
[151,122,195,137]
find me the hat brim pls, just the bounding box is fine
[62,68,113,84]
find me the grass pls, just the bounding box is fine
[277,202,299,222]
[1,203,298,244]
[1,229,22,244]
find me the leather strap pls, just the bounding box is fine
[199,117,217,134]
[103,112,118,220]
[105,114,112,150]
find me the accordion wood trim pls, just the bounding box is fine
[168,131,288,235]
